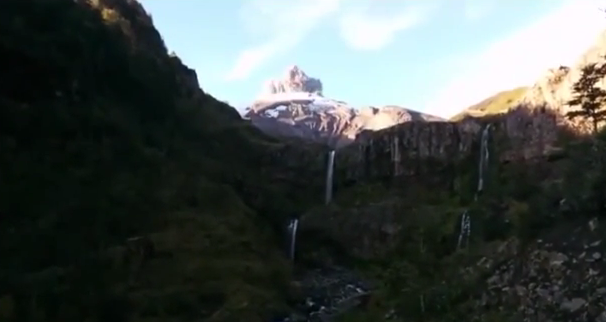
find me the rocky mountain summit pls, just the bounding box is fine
[245,66,443,147]
[521,30,606,118]
[454,29,606,133]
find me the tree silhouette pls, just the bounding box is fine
[566,60,606,133]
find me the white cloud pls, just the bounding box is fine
[424,1,606,118]
[224,0,342,81]
[463,0,495,20]
[338,5,435,51]
[225,0,439,80]
[224,44,281,82]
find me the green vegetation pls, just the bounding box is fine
[328,65,606,321]
[566,58,606,133]
[450,87,528,121]
[0,1,321,321]
[325,132,606,321]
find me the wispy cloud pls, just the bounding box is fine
[424,1,605,118]
[224,0,342,81]
[337,4,435,51]
[225,0,440,81]
[462,0,496,21]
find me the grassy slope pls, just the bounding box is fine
[0,1,306,321]
[450,87,528,121]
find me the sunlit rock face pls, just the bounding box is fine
[333,106,560,186]
[263,65,324,96]
[521,29,606,133]
[245,66,443,148]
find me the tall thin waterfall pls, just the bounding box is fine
[287,218,299,261]
[285,150,335,262]
[476,124,492,195]
[457,124,492,249]
[325,150,336,204]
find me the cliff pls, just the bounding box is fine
[297,106,561,260]
[298,103,606,322]
[333,105,561,186]
[520,29,606,133]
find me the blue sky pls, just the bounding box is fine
[141,0,605,117]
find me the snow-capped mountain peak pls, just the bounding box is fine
[263,65,324,96]
[246,66,443,147]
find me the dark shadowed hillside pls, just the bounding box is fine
[0,1,321,321]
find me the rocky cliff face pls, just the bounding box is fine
[296,106,564,262]
[294,29,606,322]
[521,29,606,133]
[298,102,606,321]
[333,106,560,187]
[265,65,324,95]
[245,66,443,147]
[297,29,606,262]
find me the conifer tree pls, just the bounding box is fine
[566,60,606,133]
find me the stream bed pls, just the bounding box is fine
[274,266,372,322]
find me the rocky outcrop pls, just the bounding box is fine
[245,66,443,148]
[289,27,606,322]
[334,106,560,186]
[296,106,565,260]
[265,65,323,95]
[521,29,606,133]
[467,218,606,322]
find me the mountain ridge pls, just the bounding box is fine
[450,87,529,121]
[245,66,443,148]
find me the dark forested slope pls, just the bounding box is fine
[0,1,309,321]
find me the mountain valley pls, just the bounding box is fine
[3,1,606,322]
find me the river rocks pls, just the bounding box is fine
[275,267,371,322]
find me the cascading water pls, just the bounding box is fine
[284,150,335,262]
[325,150,336,204]
[272,149,374,322]
[287,218,299,261]
[457,124,492,249]
[476,124,492,195]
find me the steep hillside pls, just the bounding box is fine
[299,106,606,322]
[520,29,606,132]
[295,26,606,322]
[245,66,443,148]
[450,87,528,121]
[0,1,320,321]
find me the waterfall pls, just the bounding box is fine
[284,150,334,262]
[288,218,299,261]
[476,124,492,195]
[325,150,336,204]
[457,124,492,249]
